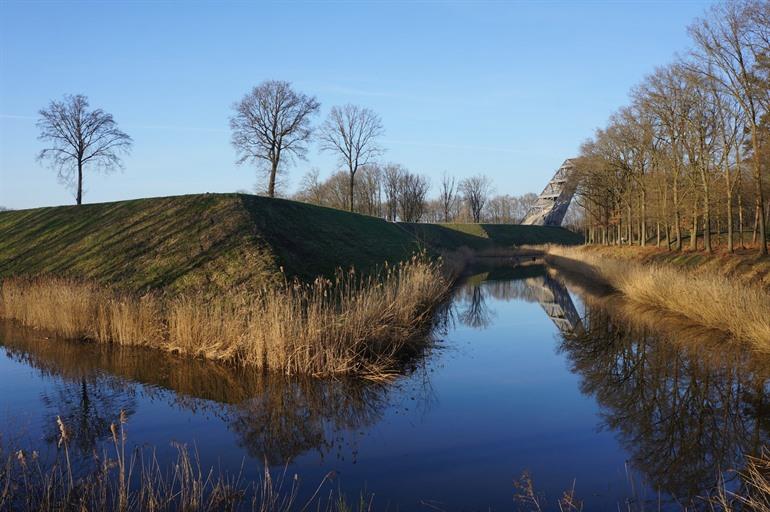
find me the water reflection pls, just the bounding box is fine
[456,263,582,333]
[554,273,770,503]
[1,265,769,508]
[0,322,402,465]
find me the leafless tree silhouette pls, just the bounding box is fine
[319,104,384,211]
[230,80,320,198]
[37,94,132,205]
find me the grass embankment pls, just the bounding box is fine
[0,194,421,294]
[400,221,582,251]
[0,193,580,294]
[545,245,770,350]
[0,194,580,377]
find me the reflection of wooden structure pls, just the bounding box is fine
[524,274,582,333]
[522,159,578,227]
[464,266,582,334]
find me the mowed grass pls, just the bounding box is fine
[399,221,582,251]
[0,194,281,295]
[0,193,581,294]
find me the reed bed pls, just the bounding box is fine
[0,254,450,378]
[0,414,356,512]
[3,414,769,512]
[545,245,770,351]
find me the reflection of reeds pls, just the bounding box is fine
[512,458,770,512]
[545,246,770,351]
[0,255,450,378]
[1,415,341,512]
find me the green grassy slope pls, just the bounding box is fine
[0,194,281,294]
[399,221,583,250]
[0,193,582,293]
[238,195,420,281]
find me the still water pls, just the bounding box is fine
[1,263,768,510]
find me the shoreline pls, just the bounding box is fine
[543,245,770,350]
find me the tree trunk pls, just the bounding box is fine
[725,153,734,253]
[690,206,698,251]
[627,205,633,245]
[76,160,83,205]
[268,161,278,198]
[640,189,647,247]
[703,181,712,254]
[751,126,767,255]
[736,144,745,249]
[673,175,682,251]
[716,218,721,248]
[348,170,355,212]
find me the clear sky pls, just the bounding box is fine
[0,0,713,210]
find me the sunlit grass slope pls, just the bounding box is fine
[0,193,581,293]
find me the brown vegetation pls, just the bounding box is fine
[4,412,769,511]
[0,255,449,379]
[0,413,359,512]
[545,245,770,351]
[574,0,770,256]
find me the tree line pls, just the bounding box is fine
[34,81,537,224]
[293,165,539,223]
[574,0,770,255]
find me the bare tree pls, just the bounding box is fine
[319,104,384,212]
[295,168,325,205]
[398,171,430,222]
[439,172,458,222]
[460,175,492,223]
[382,163,404,221]
[230,81,320,198]
[37,94,132,205]
[689,1,768,254]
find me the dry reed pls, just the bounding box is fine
[0,254,450,378]
[545,245,770,351]
[2,415,770,511]
[0,414,347,512]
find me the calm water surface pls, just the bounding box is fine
[1,264,768,510]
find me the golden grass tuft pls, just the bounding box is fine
[0,254,450,378]
[545,245,770,351]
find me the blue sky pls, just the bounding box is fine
[0,0,712,210]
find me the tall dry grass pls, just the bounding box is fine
[5,414,769,511]
[545,245,770,351]
[0,254,450,378]
[0,413,356,512]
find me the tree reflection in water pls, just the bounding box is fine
[447,264,770,505]
[0,321,432,467]
[454,263,582,333]
[2,266,768,506]
[556,277,770,503]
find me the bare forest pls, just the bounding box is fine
[574,0,770,255]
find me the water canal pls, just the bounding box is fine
[1,263,767,510]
